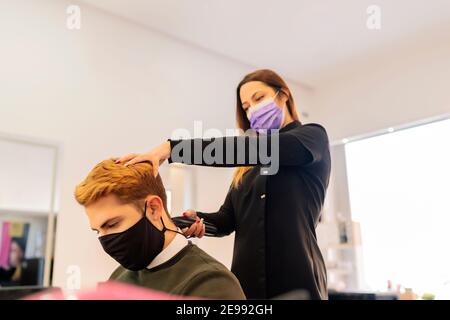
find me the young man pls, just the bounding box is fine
[74,159,245,300]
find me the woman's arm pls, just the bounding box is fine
[195,187,236,237]
[167,126,327,167]
[115,124,328,175]
[183,187,236,238]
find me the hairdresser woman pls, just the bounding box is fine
[116,69,331,300]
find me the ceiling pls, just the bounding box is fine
[79,0,450,88]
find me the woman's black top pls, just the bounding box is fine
[168,120,331,299]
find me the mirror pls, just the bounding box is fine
[0,134,59,288]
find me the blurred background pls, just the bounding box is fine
[0,0,449,299]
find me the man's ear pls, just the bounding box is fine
[145,195,163,221]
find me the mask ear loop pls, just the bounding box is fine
[273,90,280,100]
[273,90,287,127]
[161,217,190,238]
[144,201,189,239]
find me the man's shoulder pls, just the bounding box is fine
[178,244,246,299]
[109,243,229,278]
[183,243,229,270]
[178,243,240,282]
[107,243,245,299]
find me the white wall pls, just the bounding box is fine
[0,0,313,289]
[192,166,236,268]
[311,39,450,143]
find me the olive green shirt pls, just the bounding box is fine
[110,242,246,300]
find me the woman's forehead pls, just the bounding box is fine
[240,81,272,101]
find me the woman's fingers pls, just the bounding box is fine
[195,219,205,237]
[192,219,204,238]
[183,210,197,219]
[182,218,202,237]
[152,161,159,178]
[115,153,137,164]
[183,223,198,237]
[197,221,206,238]
[124,156,143,167]
[121,154,160,178]
[182,222,195,236]
[181,210,201,237]
[117,141,170,174]
[180,213,204,238]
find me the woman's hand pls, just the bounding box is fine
[181,209,206,238]
[115,141,171,177]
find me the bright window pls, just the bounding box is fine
[345,118,450,298]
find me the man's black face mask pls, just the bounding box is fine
[98,201,178,271]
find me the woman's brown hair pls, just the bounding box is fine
[232,69,300,188]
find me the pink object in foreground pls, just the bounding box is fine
[24,281,199,300]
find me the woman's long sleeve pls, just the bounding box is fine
[167,124,328,167]
[196,187,236,237]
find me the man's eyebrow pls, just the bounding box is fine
[91,216,120,232]
[242,91,262,106]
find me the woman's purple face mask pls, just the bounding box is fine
[246,91,284,132]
